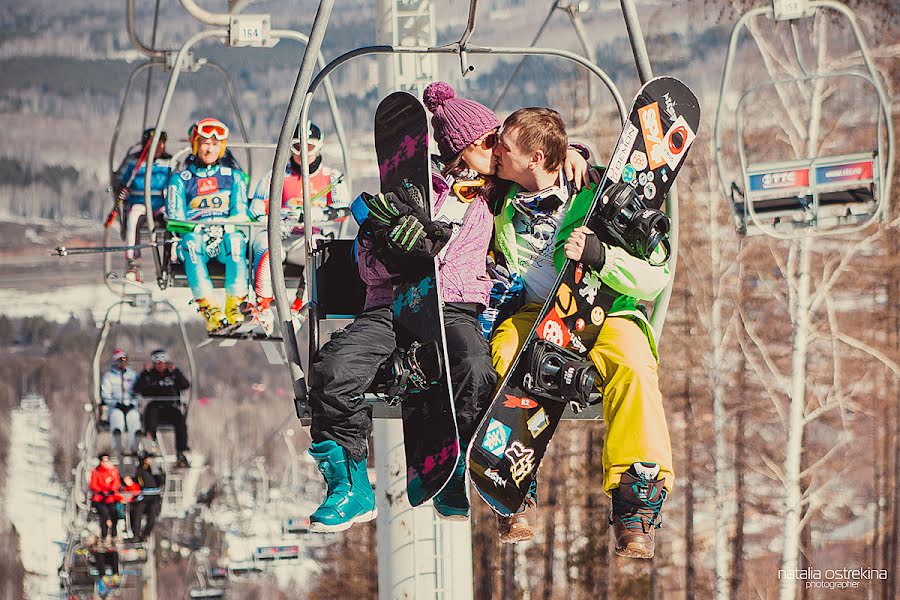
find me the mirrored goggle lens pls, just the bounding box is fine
[196,123,229,140]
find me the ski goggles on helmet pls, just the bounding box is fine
[452,179,485,202]
[193,119,229,140]
[291,136,323,157]
[150,350,170,364]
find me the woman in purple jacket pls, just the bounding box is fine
[305,82,586,534]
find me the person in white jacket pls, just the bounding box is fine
[100,349,142,455]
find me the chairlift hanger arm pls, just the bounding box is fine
[126,0,166,58]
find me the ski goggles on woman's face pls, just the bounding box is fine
[195,120,229,140]
[291,137,323,157]
[452,179,485,201]
[470,128,499,150]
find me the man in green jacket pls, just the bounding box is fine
[489,107,673,558]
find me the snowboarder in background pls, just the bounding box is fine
[488,107,673,556]
[99,349,142,456]
[166,117,250,333]
[134,348,191,467]
[111,128,173,283]
[247,121,351,333]
[89,451,122,544]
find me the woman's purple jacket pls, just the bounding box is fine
[357,172,493,311]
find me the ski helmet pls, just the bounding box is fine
[141,128,167,146]
[291,121,323,157]
[190,118,229,159]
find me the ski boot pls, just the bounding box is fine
[610,462,667,559]
[432,442,469,521]
[175,452,191,468]
[124,259,142,283]
[195,298,228,333]
[308,440,377,533]
[225,294,247,328]
[290,296,304,318]
[497,480,537,543]
[254,296,275,336]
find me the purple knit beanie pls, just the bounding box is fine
[423,81,501,159]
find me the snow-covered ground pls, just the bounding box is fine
[3,394,67,599]
[0,282,197,324]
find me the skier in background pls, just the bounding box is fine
[247,121,351,333]
[111,128,173,283]
[166,117,251,333]
[99,350,142,456]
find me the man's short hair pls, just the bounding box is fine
[502,107,568,172]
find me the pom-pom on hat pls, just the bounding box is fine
[423,82,500,159]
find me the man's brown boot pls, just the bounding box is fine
[497,496,536,544]
[610,462,667,559]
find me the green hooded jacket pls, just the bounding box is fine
[492,177,670,359]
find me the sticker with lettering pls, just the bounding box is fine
[638,102,666,169]
[504,395,539,409]
[659,115,696,170]
[630,150,648,171]
[197,177,219,195]
[607,121,640,183]
[481,419,511,458]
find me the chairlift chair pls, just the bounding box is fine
[270,0,643,423]
[90,298,197,432]
[138,0,353,291]
[714,0,894,239]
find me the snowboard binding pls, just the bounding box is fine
[594,181,671,266]
[522,340,599,413]
[372,340,444,403]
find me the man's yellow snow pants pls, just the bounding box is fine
[491,303,674,495]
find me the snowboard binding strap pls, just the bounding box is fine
[523,340,600,413]
[372,340,444,402]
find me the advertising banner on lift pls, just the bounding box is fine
[815,159,874,186]
[748,167,810,193]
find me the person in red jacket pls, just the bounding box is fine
[89,451,121,543]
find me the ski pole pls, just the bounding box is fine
[104,139,153,229]
[52,240,176,257]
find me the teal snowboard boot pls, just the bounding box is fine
[308,440,377,533]
[432,442,469,521]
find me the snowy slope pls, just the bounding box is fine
[4,394,67,599]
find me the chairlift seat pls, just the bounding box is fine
[189,588,226,599]
[732,152,879,235]
[164,228,305,291]
[254,544,300,561]
[313,238,366,319]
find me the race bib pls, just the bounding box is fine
[189,192,231,213]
